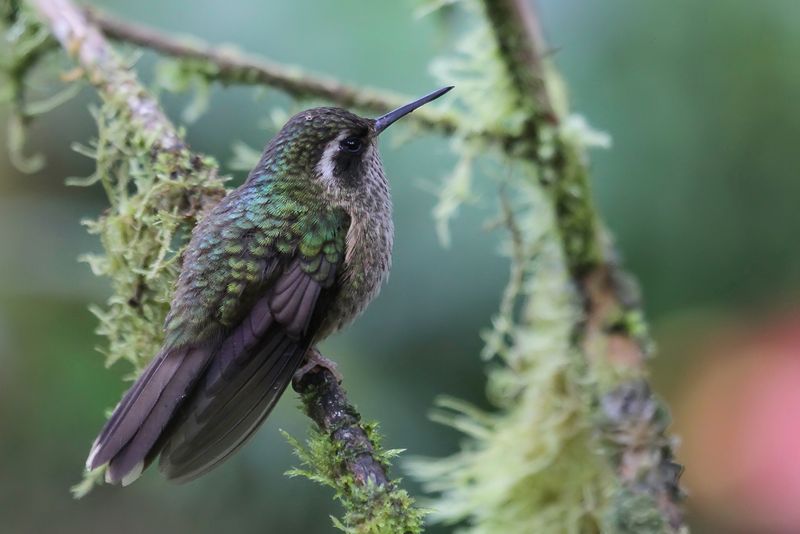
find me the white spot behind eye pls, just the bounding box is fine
[316,131,350,185]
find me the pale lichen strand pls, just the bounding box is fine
[77,99,226,373]
[1,2,65,172]
[412,165,617,532]
[417,2,618,529]
[418,0,683,531]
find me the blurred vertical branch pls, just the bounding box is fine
[413,1,684,531]
[486,0,685,530]
[4,0,685,531]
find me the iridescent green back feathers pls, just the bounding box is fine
[163,176,347,348]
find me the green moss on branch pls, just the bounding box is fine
[291,368,426,533]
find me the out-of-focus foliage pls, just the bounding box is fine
[411,174,615,532]
[0,1,58,172]
[406,1,624,529]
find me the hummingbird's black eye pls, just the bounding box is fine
[340,136,363,153]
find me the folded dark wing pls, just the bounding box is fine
[157,257,338,482]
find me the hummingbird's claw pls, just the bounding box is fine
[294,347,343,385]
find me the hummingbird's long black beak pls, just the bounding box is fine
[374,86,454,134]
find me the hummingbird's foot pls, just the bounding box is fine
[294,347,343,385]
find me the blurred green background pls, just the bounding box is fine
[2,1,799,532]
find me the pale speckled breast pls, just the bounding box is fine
[311,136,394,341]
[314,209,394,341]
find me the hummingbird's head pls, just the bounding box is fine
[252,87,453,212]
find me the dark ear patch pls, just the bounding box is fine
[334,138,367,187]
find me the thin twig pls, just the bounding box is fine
[83,7,464,137]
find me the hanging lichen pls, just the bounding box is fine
[410,158,617,533]
[71,101,227,374]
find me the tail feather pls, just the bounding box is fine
[159,332,306,482]
[167,335,293,456]
[198,327,284,422]
[104,346,212,484]
[86,348,186,471]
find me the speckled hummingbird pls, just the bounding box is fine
[85,86,453,486]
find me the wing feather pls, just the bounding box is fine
[159,334,303,482]
[156,261,333,482]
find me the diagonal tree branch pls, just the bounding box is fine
[28,0,183,151]
[293,366,390,488]
[26,0,418,527]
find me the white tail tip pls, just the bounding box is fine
[121,461,145,486]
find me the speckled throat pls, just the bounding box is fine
[314,139,394,340]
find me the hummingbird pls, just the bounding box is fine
[85,86,453,486]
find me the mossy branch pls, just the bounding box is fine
[22,0,423,527]
[291,363,425,533]
[30,0,184,156]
